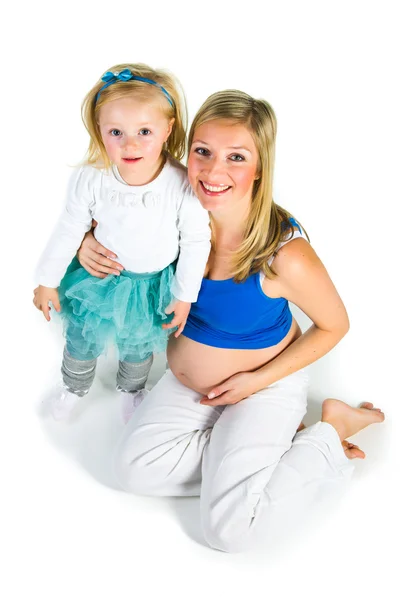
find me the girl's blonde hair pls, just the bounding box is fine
[188,90,308,282]
[82,63,187,168]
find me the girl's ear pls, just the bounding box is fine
[165,118,175,141]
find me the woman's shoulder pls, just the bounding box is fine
[272,234,323,288]
[267,218,308,266]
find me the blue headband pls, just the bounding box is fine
[95,69,174,107]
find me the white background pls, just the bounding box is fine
[2,1,399,598]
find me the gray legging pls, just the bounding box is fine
[61,347,153,396]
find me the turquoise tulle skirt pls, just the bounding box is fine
[59,258,175,361]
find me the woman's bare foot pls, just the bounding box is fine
[322,399,384,442]
[341,440,365,459]
[296,421,366,459]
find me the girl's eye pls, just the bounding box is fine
[139,129,151,135]
[230,154,245,162]
[110,129,122,137]
[194,147,210,156]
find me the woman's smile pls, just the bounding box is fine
[200,181,232,195]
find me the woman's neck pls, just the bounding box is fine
[211,204,249,250]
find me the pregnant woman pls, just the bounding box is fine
[77,89,384,552]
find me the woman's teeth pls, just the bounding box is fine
[202,182,230,192]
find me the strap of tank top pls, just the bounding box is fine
[287,217,302,234]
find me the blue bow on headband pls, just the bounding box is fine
[95,69,174,107]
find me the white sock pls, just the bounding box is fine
[52,388,82,421]
[120,389,149,424]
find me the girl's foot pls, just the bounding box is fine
[52,388,81,421]
[121,389,149,424]
[322,399,384,442]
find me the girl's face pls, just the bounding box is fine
[98,96,174,185]
[187,120,259,215]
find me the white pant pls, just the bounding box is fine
[114,369,353,552]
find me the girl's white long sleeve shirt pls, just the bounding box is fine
[36,157,211,303]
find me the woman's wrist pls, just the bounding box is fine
[252,367,273,391]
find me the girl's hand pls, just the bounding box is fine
[33,286,61,321]
[162,300,191,337]
[77,229,124,278]
[200,372,261,406]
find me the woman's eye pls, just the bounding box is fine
[139,129,151,135]
[194,147,210,156]
[110,129,122,137]
[230,154,245,162]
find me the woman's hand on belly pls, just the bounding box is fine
[199,371,261,406]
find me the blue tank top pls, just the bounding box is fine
[182,219,304,350]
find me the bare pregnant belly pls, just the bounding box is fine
[166,319,302,395]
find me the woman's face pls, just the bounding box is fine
[187,119,259,214]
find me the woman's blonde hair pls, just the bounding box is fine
[188,90,308,282]
[82,63,187,168]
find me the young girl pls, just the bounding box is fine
[34,63,211,421]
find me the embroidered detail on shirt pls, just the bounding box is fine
[108,191,161,208]
[142,192,160,208]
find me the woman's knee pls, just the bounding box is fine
[201,482,257,553]
[201,508,253,553]
[200,455,277,553]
